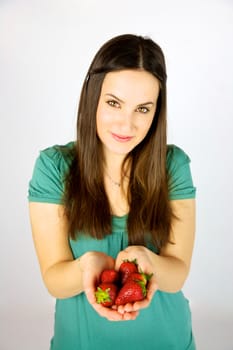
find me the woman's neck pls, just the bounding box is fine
[104,155,124,175]
[103,149,131,178]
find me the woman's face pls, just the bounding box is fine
[96,69,160,159]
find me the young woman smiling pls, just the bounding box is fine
[28,34,196,350]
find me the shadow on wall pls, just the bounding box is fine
[192,305,233,350]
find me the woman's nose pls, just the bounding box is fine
[117,109,134,131]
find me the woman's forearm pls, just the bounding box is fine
[150,253,189,293]
[43,258,84,299]
[41,250,190,299]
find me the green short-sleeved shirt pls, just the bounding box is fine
[28,142,196,350]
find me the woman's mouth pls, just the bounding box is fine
[111,133,134,143]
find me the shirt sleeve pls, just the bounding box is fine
[166,145,196,200]
[28,146,66,204]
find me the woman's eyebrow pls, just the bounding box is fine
[105,93,154,106]
[105,93,124,103]
[137,101,154,107]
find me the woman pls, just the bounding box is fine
[28,34,196,349]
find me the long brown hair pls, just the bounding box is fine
[64,34,173,250]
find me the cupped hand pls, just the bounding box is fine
[80,251,139,321]
[115,245,158,314]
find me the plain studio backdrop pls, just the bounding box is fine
[0,0,233,349]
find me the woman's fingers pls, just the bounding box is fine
[85,285,139,321]
[92,301,138,321]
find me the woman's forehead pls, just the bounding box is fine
[101,69,160,102]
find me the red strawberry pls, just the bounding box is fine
[119,260,138,284]
[125,272,148,285]
[115,279,147,306]
[100,269,119,284]
[95,283,118,307]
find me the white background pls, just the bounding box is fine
[1,0,233,349]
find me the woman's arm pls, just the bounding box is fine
[115,198,195,312]
[152,198,196,292]
[29,202,116,299]
[29,202,139,321]
[29,202,84,298]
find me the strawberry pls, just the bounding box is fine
[125,272,148,285]
[100,269,119,284]
[126,271,153,285]
[115,279,147,305]
[119,260,138,284]
[95,283,118,307]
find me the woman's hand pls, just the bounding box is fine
[115,246,158,315]
[80,251,139,321]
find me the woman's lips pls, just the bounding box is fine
[111,132,134,142]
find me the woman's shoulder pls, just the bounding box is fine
[166,144,191,170]
[167,144,190,164]
[166,144,196,200]
[40,141,75,160]
[38,141,76,171]
[28,142,76,204]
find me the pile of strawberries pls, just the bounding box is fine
[95,260,152,307]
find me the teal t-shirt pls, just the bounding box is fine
[28,142,196,350]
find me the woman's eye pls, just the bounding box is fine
[137,106,149,114]
[107,100,120,108]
